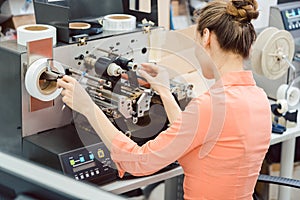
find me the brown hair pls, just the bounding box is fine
[195,0,259,58]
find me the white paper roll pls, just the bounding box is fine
[17,24,57,46]
[101,14,136,31]
[277,84,300,107]
[276,99,288,114]
[25,58,64,101]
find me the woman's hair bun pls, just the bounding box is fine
[226,0,259,23]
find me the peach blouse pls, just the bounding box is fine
[111,71,271,200]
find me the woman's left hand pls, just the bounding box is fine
[57,75,95,116]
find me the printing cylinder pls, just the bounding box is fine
[94,56,114,77]
[114,57,138,71]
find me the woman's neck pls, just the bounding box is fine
[211,51,244,80]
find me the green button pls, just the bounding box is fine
[70,159,75,166]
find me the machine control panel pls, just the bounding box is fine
[59,142,117,183]
[270,2,300,39]
[281,6,300,31]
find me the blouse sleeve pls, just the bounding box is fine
[110,97,206,178]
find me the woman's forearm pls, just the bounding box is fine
[158,89,182,124]
[85,103,120,151]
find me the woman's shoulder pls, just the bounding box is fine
[183,92,213,112]
[191,91,211,103]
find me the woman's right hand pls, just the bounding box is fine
[57,75,95,117]
[138,63,170,93]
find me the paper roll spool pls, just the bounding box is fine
[17,24,57,46]
[277,84,300,107]
[69,22,91,30]
[276,99,288,114]
[25,58,64,101]
[101,14,136,31]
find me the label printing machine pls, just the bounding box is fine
[2,0,299,190]
[0,0,196,186]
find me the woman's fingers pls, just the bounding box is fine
[57,76,76,90]
[57,79,70,89]
[61,88,67,96]
[141,63,158,74]
[62,75,76,83]
[138,68,154,82]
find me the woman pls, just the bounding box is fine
[57,0,271,199]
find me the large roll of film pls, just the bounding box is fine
[251,27,278,76]
[17,24,57,46]
[251,27,295,80]
[25,58,64,101]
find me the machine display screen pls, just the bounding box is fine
[281,7,300,31]
[73,161,96,173]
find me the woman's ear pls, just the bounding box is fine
[202,28,210,47]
